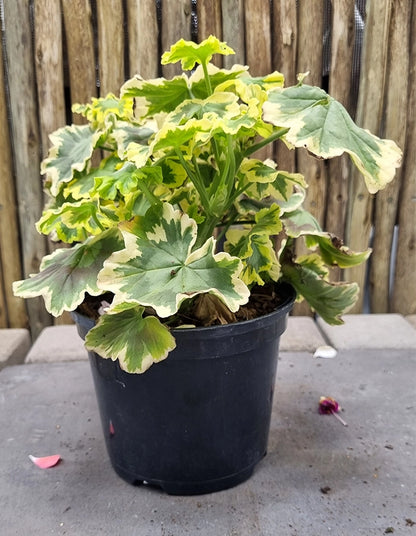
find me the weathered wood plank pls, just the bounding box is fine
[221,0,245,66]
[126,0,159,78]
[2,0,51,335]
[244,0,272,161]
[392,3,416,315]
[197,0,222,66]
[272,0,297,173]
[0,261,8,328]
[161,0,192,78]
[97,0,125,94]
[296,0,326,226]
[370,0,411,312]
[326,0,355,281]
[294,1,326,316]
[33,0,66,163]
[0,35,28,329]
[346,0,392,312]
[244,0,272,76]
[61,0,97,118]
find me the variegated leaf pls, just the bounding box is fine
[72,93,134,124]
[37,199,120,242]
[225,205,282,285]
[41,124,100,196]
[121,75,190,118]
[84,305,176,374]
[281,256,359,325]
[263,84,402,193]
[12,230,123,316]
[111,121,154,160]
[161,35,234,71]
[64,156,138,200]
[97,203,249,317]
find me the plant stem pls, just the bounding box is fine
[244,127,289,157]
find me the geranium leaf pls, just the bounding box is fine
[225,205,282,285]
[41,124,100,196]
[97,203,249,317]
[12,230,123,316]
[282,257,359,325]
[37,199,119,241]
[72,93,134,124]
[263,84,402,193]
[84,306,176,374]
[305,234,371,268]
[161,35,234,71]
[121,75,190,118]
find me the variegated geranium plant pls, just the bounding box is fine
[13,36,401,373]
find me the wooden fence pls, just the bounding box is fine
[0,0,415,337]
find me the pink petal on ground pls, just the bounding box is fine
[29,454,61,469]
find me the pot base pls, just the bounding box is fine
[113,459,262,495]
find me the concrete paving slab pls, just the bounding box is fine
[406,315,416,330]
[1,346,415,535]
[25,325,87,363]
[0,328,31,370]
[280,316,326,352]
[317,313,416,350]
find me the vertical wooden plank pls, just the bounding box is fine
[244,0,272,77]
[33,0,66,163]
[61,0,97,119]
[0,262,8,327]
[326,0,355,247]
[271,0,297,173]
[0,35,28,328]
[294,0,326,316]
[2,0,51,336]
[244,0,272,161]
[97,0,125,94]
[221,0,245,67]
[161,0,192,78]
[127,0,159,78]
[345,0,392,312]
[370,0,410,312]
[392,3,416,315]
[296,0,326,226]
[197,0,222,66]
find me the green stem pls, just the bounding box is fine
[175,149,211,209]
[202,61,213,96]
[243,127,289,157]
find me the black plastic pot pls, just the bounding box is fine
[73,283,295,495]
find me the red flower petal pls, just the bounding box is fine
[29,454,61,469]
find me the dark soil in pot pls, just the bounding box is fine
[73,282,296,495]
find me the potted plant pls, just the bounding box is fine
[13,36,401,494]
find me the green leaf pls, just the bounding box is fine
[111,121,154,159]
[37,198,119,242]
[161,35,234,71]
[240,158,279,184]
[281,256,359,324]
[189,63,248,99]
[225,204,282,285]
[12,230,123,316]
[41,125,100,196]
[64,156,138,200]
[263,84,402,193]
[121,75,190,118]
[305,234,371,268]
[84,306,176,374]
[72,93,134,124]
[281,208,322,238]
[97,203,249,317]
